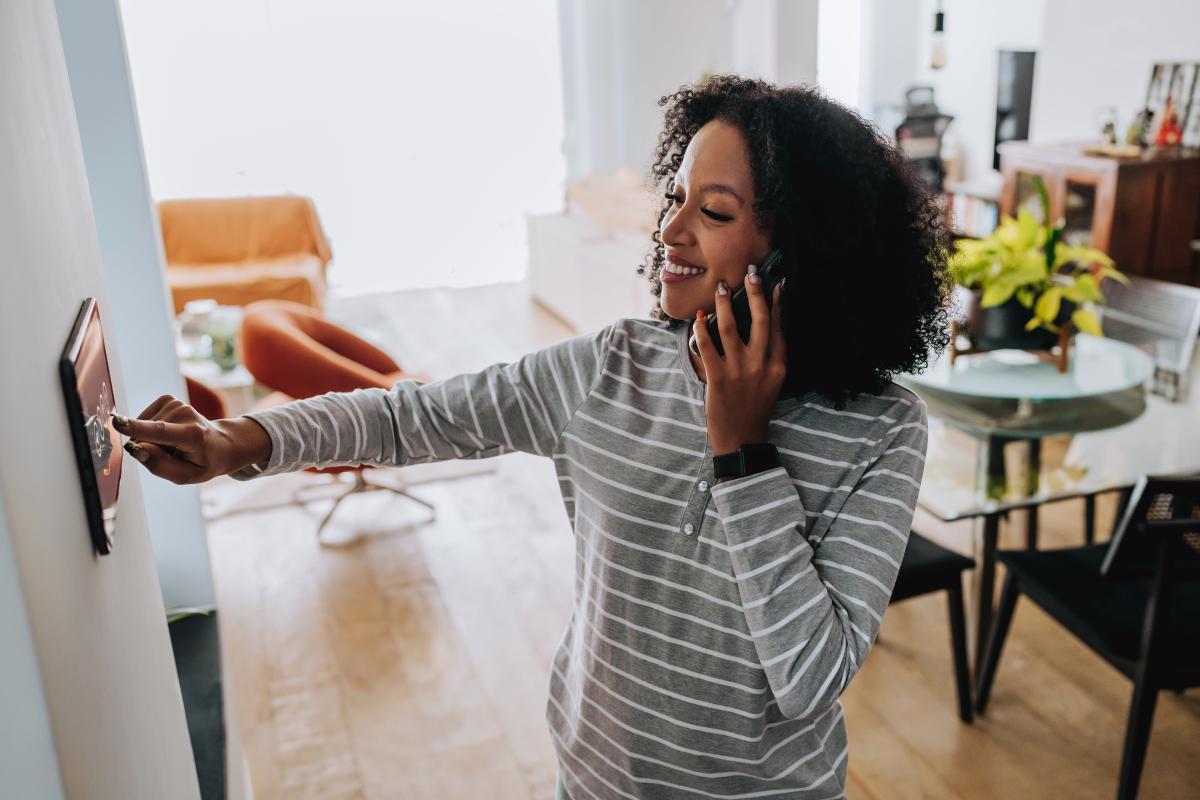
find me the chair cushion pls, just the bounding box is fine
[891,531,975,603]
[1000,544,1200,674]
[167,257,326,314]
[159,195,332,268]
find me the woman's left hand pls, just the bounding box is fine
[692,267,787,457]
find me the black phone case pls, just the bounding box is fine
[691,249,785,357]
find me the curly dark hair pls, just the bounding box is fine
[636,74,952,407]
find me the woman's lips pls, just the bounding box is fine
[667,253,703,269]
[663,252,708,283]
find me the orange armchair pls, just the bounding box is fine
[159,195,333,314]
[238,300,433,539]
[184,376,228,421]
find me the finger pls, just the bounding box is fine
[713,279,742,356]
[692,309,723,377]
[745,264,771,359]
[768,282,787,366]
[135,394,179,421]
[112,414,197,447]
[125,441,203,484]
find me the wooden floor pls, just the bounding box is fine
[204,281,1200,799]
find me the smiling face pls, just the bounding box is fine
[658,119,774,321]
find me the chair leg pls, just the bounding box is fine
[946,581,973,723]
[1083,494,1096,545]
[314,477,364,536]
[1117,670,1159,800]
[974,572,1020,714]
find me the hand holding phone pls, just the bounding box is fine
[689,248,785,358]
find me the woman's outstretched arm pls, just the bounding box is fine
[231,322,617,480]
[708,397,928,721]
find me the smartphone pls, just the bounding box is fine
[689,248,785,358]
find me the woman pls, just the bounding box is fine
[120,76,950,799]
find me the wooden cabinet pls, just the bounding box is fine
[998,142,1200,286]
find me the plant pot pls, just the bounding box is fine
[962,290,1074,351]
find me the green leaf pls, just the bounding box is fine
[1016,287,1034,308]
[1024,315,1043,331]
[1035,286,1062,322]
[1074,273,1102,303]
[1072,308,1103,336]
[981,281,1017,308]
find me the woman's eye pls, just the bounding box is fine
[665,192,732,222]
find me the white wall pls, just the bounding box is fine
[0,492,64,799]
[559,0,821,183]
[120,0,566,295]
[55,0,215,611]
[911,0,1046,183]
[1031,0,1200,144]
[0,0,200,796]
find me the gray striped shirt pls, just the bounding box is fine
[232,317,928,799]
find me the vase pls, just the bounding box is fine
[963,289,1074,351]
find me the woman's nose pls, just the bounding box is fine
[661,204,694,246]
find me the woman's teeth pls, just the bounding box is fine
[665,262,706,276]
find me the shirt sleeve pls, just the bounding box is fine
[707,396,928,721]
[229,321,617,480]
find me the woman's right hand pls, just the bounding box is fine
[113,394,272,485]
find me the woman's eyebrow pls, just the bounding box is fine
[700,183,744,204]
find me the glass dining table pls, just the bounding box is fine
[896,333,1200,676]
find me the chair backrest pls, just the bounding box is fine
[158,195,333,269]
[1097,275,1200,402]
[1102,472,1200,580]
[239,300,403,398]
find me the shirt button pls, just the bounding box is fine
[698,480,709,493]
[683,522,695,535]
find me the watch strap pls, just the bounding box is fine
[713,443,780,480]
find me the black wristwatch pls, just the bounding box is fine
[713,443,780,481]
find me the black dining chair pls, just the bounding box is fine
[974,472,1200,800]
[891,530,975,723]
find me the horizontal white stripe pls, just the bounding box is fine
[559,431,697,480]
[602,368,706,406]
[814,558,892,595]
[818,536,902,569]
[548,691,845,792]
[590,389,707,432]
[555,452,689,508]
[574,410,705,456]
[549,661,843,769]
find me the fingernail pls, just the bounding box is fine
[748,263,758,275]
[124,441,148,462]
[695,309,705,320]
[113,414,128,428]
[717,279,728,296]
[748,272,762,285]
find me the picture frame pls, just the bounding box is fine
[1143,62,1200,147]
[60,297,123,555]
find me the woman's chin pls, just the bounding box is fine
[661,283,709,321]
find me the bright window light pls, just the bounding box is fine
[120,0,566,295]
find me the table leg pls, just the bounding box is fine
[972,512,1001,675]
[1025,439,1041,550]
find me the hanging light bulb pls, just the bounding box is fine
[930,2,947,70]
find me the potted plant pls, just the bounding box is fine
[948,176,1128,351]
